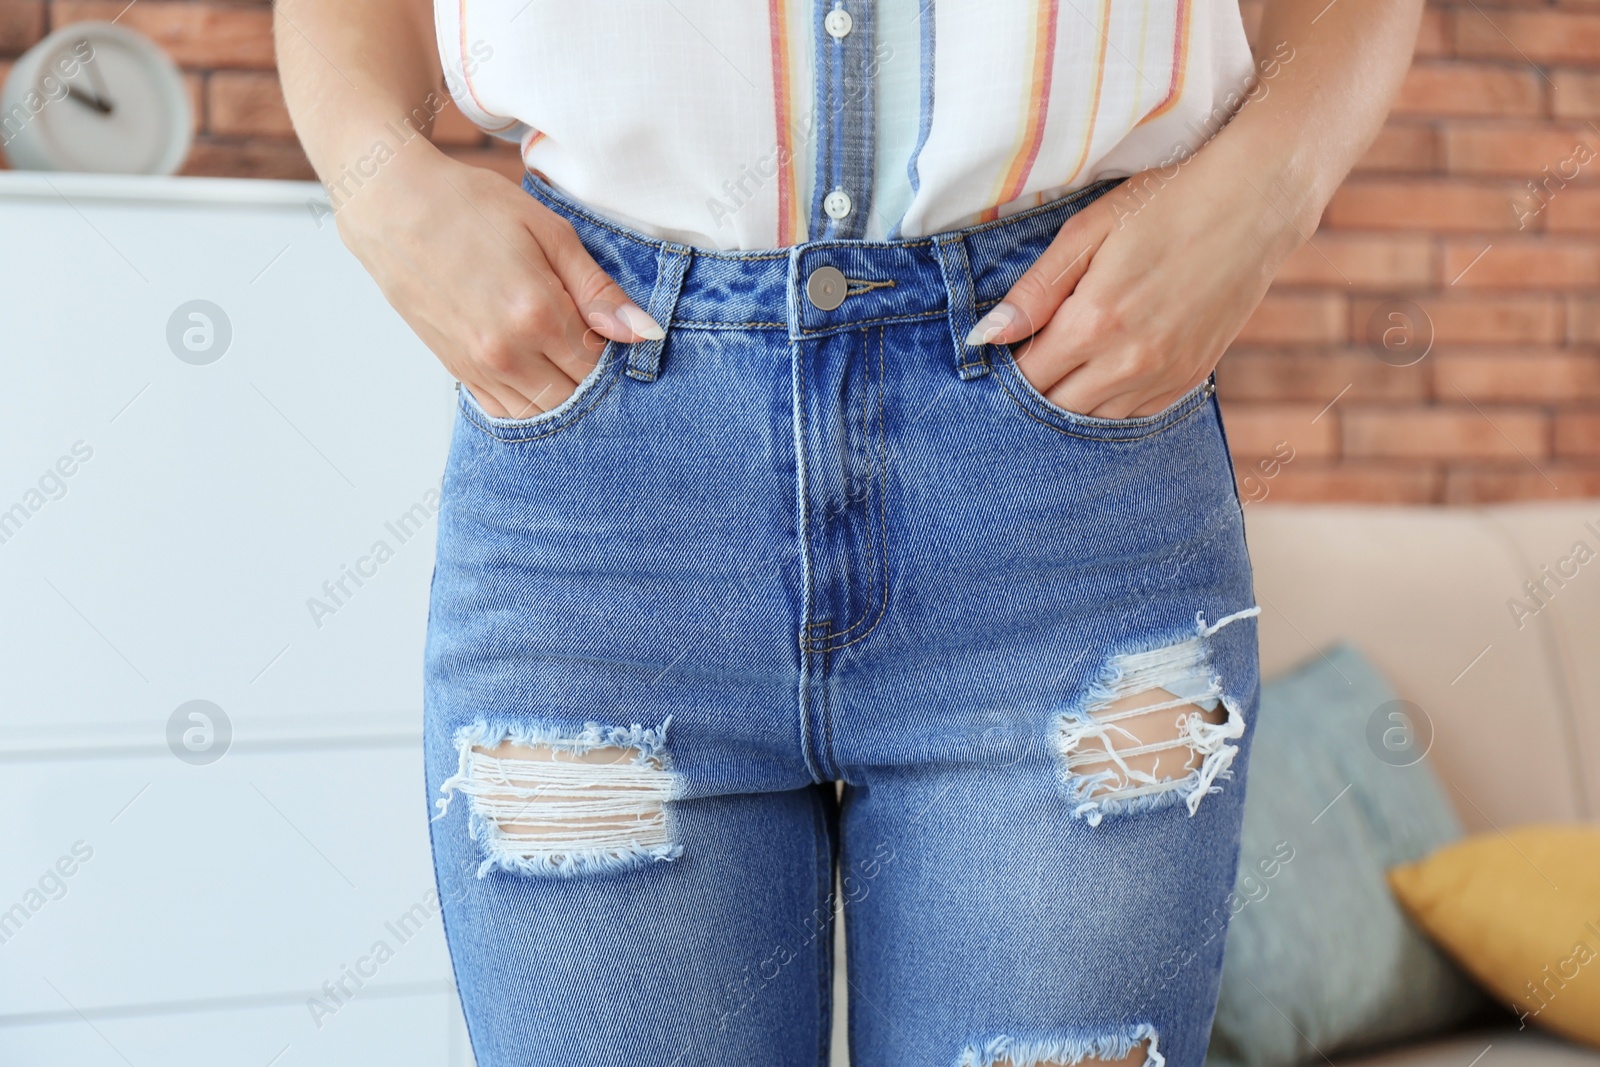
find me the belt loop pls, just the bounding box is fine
[932,234,991,381]
[626,243,694,382]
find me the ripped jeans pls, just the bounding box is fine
[422,171,1261,1067]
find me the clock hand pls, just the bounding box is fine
[78,44,115,114]
[64,84,114,114]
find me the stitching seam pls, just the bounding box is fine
[798,307,946,334]
[796,332,817,656]
[822,327,880,644]
[807,325,891,653]
[671,319,789,329]
[993,359,1211,442]
[458,349,623,443]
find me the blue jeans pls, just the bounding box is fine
[423,172,1260,1067]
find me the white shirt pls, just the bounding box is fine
[436,0,1258,250]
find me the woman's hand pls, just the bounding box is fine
[965,157,1304,420]
[965,0,1425,421]
[275,0,664,420]
[336,145,662,419]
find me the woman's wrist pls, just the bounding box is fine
[1174,121,1320,278]
[303,107,444,190]
[325,133,452,239]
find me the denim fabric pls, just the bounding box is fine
[423,170,1261,1067]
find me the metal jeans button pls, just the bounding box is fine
[806,265,847,311]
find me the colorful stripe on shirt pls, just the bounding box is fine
[768,0,804,245]
[1061,0,1115,186]
[1141,0,1194,123]
[519,128,547,171]
[982,0,1059,222]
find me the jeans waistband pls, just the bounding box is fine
[521,169,1121,383]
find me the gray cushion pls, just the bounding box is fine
[1205,644,1486,1067]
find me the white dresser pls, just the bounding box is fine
[0,172,472,1066]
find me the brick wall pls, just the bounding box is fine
[1226,0,1600,503]
[3,0,1596,505]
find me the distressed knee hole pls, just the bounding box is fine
[960,1027,1164,1067]
[994,1044,1151,1067]
[434,718,683,878]
[1065,686,1225,795]
[1057,609,1256,826]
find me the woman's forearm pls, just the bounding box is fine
[1201,0,1426,233]
[274,0,446,186]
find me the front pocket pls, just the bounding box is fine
[989,344,1215,443]
[457,340,623,443]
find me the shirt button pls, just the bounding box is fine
[824,8,853,38]
[806,265,847,311]
[823,189,852,220]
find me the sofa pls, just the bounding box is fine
[824,501,1600,1066]
[1238,501,1599,1065]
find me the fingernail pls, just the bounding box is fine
[964,302,1017,346]
[617,302,665,341]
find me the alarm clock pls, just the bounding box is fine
[0,22,192,175]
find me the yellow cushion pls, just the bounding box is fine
[1387,825,1600,1048]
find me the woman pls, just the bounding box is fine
[277,2,1420,1064]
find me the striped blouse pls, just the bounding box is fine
[435,1,1257,250]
